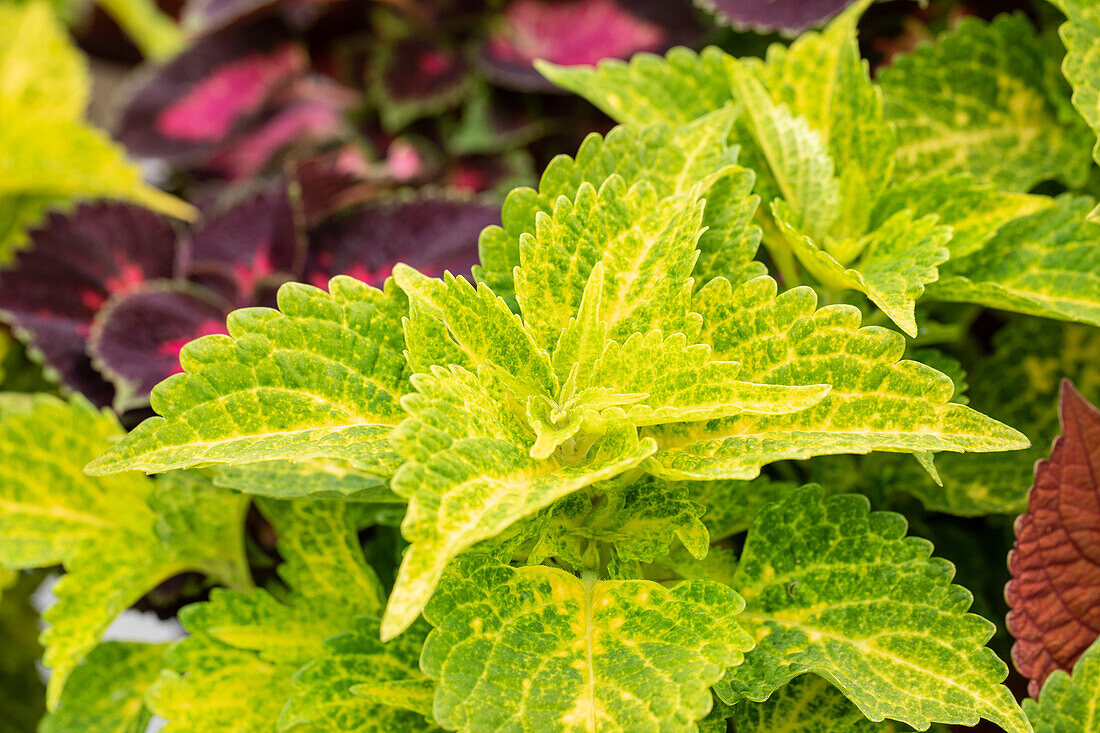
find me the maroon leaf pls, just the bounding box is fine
[1007,380,1100,698]
[89,283,231,411]
[304,195,499,287]
[204,76,356,180]
[478,0,699,92]
[183,183,304,305]
[694,0,856,36]
[0,203,181,404]
[182,0,334,34]
[370,36,471,131]
[116,20,307,163]
[291,146,381,225]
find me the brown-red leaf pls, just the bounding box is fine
[1007,380,1100,698]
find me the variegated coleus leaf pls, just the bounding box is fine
[115,20,307,165]
[730,673,889,732]
[718,486,1031,733]
[149,499,431,731]
[878,12,1092,192]
[926,195,1100,328]
[542,5,1047,337]
[420,553,753,732]
[646,276,1028,480]
[40,642,166,733]
[476,0,700,92]
[475,108,764,303]
[0,395,250,708]
[1059,0,1100,221]
[87,277,411,483]
[1025,637,1100,733]
[369,35,471,132]
[383,227,825,637]
[1007,381,1100,698]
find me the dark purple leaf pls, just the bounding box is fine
[695,0,856,36]
[183,183,304,305]
[89,282,231,411]
[370,36,471,131]
[291,147,381,225]
[116,20,307,163]
[0,203,181,404]
[446,153,535,196]
[182,0,333,34]
[204,76,356,180]
[478,0,700,92]
[304,195,499,287]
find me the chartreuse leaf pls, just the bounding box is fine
[879,13,1092,191]
[86,277,410,484]
[771,200,950,337]
[1060,0,1100,214]
[382,362,656,639]
[213,459,402,502]
[40,642,166,733]
[746,0,891,239]
[521,475,710,570]
[874,317,1100,516]
[718,487,1030,733]
[150,499,425,731]
[476,108,763,302]
[388,228,827,638]
[731,673,888,732]
[869,174,1051,260]
[535,47,735,127]
[648,277,1029,480]
[0,0,192,246]
[0,394,250,708]
[682,476,802,541]
[1025,637,1100,733]
[280,616,437,731]
[926,196,1100,327]
[421,554,754,732]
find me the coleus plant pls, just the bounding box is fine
[5,1,1100,732]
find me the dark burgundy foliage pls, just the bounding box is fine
[0,186,495,410]
[304,196,500,288]
[1007,381,1100,698]
[696,0,856,35]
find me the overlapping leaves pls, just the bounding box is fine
[0,0,191,263]
[0,395,249,707]
[718,487,1030,733]
[542,5,1055,337]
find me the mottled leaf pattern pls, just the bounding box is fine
[720,487,1030,733]
[1059,1,1100,174]
[0,395,248,707]
[879,13,1092,191]
[421,554,754,732]
[648,277,1029,480]
[1007,381,1100,698]
[86,277,409,478]
[39,642,165,733]
[927,196,1100,327]
[731,673,885,732]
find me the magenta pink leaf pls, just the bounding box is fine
[1007,380,1100,698]
[0,203,181,405]
[116,20,306,163]
[88,283,231,412]
[695,0,856,36]
[205,77,356,180]
[303,195,499,287]
[478,0,699,91]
